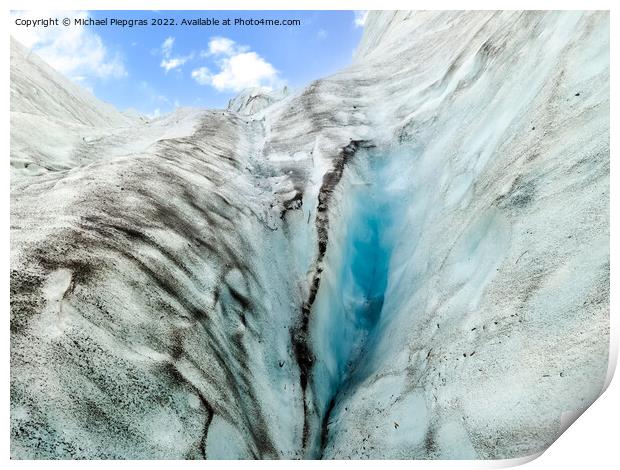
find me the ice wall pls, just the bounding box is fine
[318,11,610,459]
[10,10,609,460]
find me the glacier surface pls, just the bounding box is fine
[10,11,609,459]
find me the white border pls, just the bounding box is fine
[3,1,617,468]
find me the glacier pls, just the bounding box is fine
[10,11,609,460]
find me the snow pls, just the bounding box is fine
[10,10,609,460]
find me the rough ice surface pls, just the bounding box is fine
[227,86,289,116]
[10,11,609,460]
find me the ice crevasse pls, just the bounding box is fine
[10,11,609,459]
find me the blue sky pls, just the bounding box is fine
[11,10,367,116]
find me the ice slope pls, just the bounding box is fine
[10,38,207,179]
[10,11,609,460]
[10,38,136,175]
[227,86,289,115]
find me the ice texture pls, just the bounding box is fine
[227,86,289,116]
[10,11,609,460]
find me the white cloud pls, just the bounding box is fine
[354,11,369,27]
[210,52,278,92]
[208,37,235,55]
[191,67,211,85]
[201,37,249,58]
[161,36,175,57]
[192,37,280,92]
[10,10,126,81]
[160,57,189,72]
[158,36,192,72]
